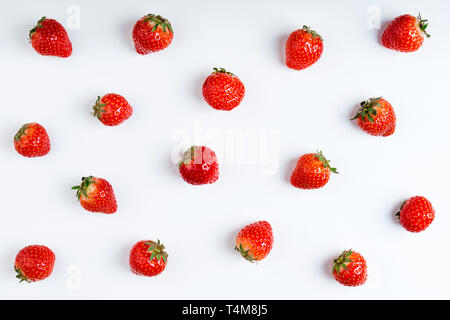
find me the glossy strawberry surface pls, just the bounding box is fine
[132,14,173,54]
[129,240,168,277]
[14,123,51,158]
[72,176,117,214]
[178,146,219,185]
[397,196,435,232]
[290,151,338,189]
[235,221,273,262]
[352,97,396,137]
[93,94,133,126]
[202,68,245,111]
[286,26,323,70]
[29,17,72,57]
[381,14,430,52]
[332,249,367,287]
[15,245,55,283]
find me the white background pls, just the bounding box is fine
[0,0,449,299]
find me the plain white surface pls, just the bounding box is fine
[1,0,450,299]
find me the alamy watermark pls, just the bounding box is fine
[66,265,81,290]
[66,5,81,30]
[366,4,382,30]
[171,121,279,175]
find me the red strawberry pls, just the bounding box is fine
[332,249,367,287]
[132,14,173,54]
[202,68,245,111]
[129,240,168,277]
[286,26,323,70]
[396,196,435,232]
[178,146,219,185]
[29,16,72,57]
[381,14,430,52]
[72,176,117,214]
[14,123,51,158]
[351,97,396,137]
[235,221,273,262]
[93,94,133,126]
[290,151,338,189]
[15,245,55,283]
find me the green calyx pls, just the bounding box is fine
[235,243,256,263]
[71,176,95,200]
[332,249,353,274]
[178,146,199,168]
[395,200,406,219]
[351,97,383,123]
[145,240,168,263]
[417,13,430,38]
[14,124,30,142]
[92,96,107,119]
[143,14,173,33]
[315,150,339,174]
[29,16,46,40]
[302,25,322,40]
[15,266,30,283]
[212,67,235,76]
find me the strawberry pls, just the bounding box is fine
[202,68,245,111]
[396,196,435,232]
[93,94,133,126]
[290,151,338,189]
[29,16,72,57]
[132,14,173,54]
[15,245,55,283]
[332,249,367,287]
[235,221,273,262]
[129,240,168,277]
[72,176,117,214]
[286,25,323,70]
[351,97,396,137]
[14,123,51,158]
[381,14,430,52]
[178,146,219,185]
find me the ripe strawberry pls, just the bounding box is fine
[396,196,435,232]
[202,68,245,111]
[235,221,273,262]
[129,240,168,277]
[351,97,396,137]
[72,176,117,214]
[332,249,367,287]
[178,146,219,185]
[29,16,72,57]
[290,151,338,189]
[93,94,133,126]
[15,245,55,283]
[132,14,173,54]
[286,25,323,70]
[381,14,430,52]
[14,123,51,158]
